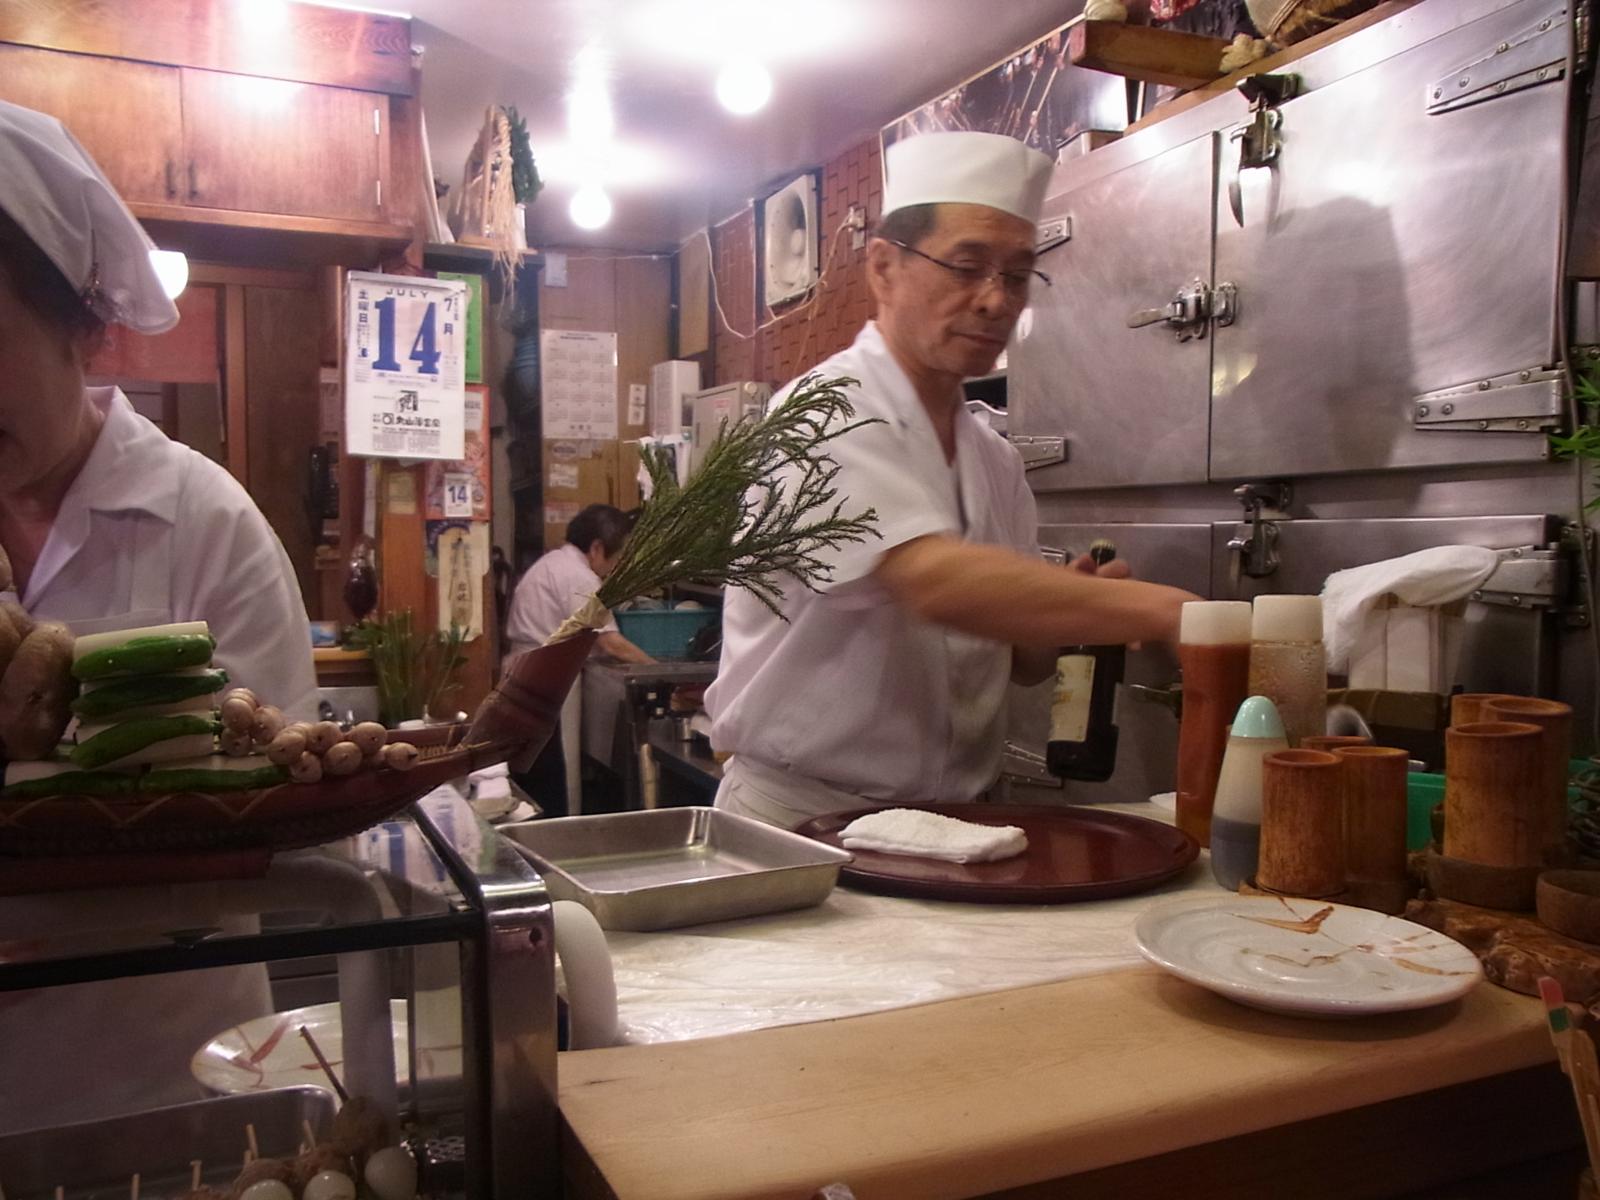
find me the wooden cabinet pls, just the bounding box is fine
[0,44,395,229]
[181,69,387,223]
[0,44,182,204]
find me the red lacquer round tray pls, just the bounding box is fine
[796,803,1199,904]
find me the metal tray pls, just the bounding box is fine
[0,1087,336,1198]
[499,807,853,931]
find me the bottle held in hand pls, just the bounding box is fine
[1046,540,1124,784]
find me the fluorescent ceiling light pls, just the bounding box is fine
[629,0,860,63]
[569,185,613,230]
[538,139,672,188]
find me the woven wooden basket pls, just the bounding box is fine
[1247,0,1383,44]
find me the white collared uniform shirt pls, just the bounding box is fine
[705,322,1040,821]
[0,387,316,1130]
[15,387,318,716]
[503,542,617,667]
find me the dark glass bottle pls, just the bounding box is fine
[1046,540,1125,783]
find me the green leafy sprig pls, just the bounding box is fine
[594,373,882,618]
[354,611,469,726]
[500,105,543,206]
[1550,364,1600,511]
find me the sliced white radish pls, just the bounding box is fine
[100,732,218,769]
[72,621,211,660]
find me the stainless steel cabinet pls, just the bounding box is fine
[1012,0,1576,491]
[1210,0,1566,479]
[1009,134,1218,490]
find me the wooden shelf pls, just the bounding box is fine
[1068,20,1230,90]
[131,201,412,268]
[422,241,544,275]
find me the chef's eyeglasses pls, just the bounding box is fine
[884,239,1052,294]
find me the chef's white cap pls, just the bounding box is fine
[881,131,1054,227]
[0,99,179,334]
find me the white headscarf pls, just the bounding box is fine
[0,98,179,333]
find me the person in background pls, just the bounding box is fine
[0,99,317,1129]
[504,503,653,814]
[705,131,1201,830]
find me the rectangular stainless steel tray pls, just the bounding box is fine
[0,1088,336,1198]
[499,807,852,931]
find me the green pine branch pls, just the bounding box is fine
[595,373,882,617]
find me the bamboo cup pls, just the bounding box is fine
[1302,734,1372,753]
[1450,693,1515,727]
[1336,745,1409,885]
[1444,721,1545,868]
[1484,696,1573,863]
[1258,749,1345,897]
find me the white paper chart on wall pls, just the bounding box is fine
[345,271,469,460]
[541,329,619,440]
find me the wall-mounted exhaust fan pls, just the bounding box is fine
[761,173,819,308]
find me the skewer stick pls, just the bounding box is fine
[303,1118,318,1151]
[298,1024,349,1103]
[246,1123,260,1162]
[130,1173,139,1200]
[190,1161,202,1191]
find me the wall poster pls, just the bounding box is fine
[540,330,618,441]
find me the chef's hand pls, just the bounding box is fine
[1069,552,1131,580]
[1068,552,1142,648]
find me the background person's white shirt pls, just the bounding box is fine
[706,322,1040,816]
[503,542,619,666]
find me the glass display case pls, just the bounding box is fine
[0,785,557,1199]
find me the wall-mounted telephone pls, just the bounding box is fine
[306,443,339,542]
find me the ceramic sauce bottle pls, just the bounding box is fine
[1210,695,1290,891]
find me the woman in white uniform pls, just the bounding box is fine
[0,100,317,1128]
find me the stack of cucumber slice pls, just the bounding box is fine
[2,622,289,798]
[70,622,223,768]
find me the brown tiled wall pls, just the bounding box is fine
[704,135,883,388]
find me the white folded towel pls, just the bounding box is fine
[839,808,1028,864]
[1320,545,1500,673]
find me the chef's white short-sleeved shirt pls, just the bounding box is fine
[705,322,1040,805]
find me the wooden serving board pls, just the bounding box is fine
[1406,896,1600,1015]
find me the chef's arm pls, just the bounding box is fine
[875,535,1196,650]
[597,630,656,664]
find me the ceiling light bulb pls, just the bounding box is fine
[149,249,189,299]
[716,61,772,115]
[569,185,613,230]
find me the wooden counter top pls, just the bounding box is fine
[560,964,1568,1200]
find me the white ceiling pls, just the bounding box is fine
[409,0,1086,251]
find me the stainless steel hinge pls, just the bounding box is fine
[1036,217,1071,255]
[1226,481,1292,584]
[1579,1,1593,73]
[1412,368,1565,432]
[1470,545,1568,608]
[1012,435,1068,470]
[1427,9,1568,114]
[1126,279,1236,341]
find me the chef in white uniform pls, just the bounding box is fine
[706,131,1199,829]
[0,100,315,1127]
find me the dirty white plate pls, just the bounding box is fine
[192,1000,462,1095]
[1135,896,1482,1017]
